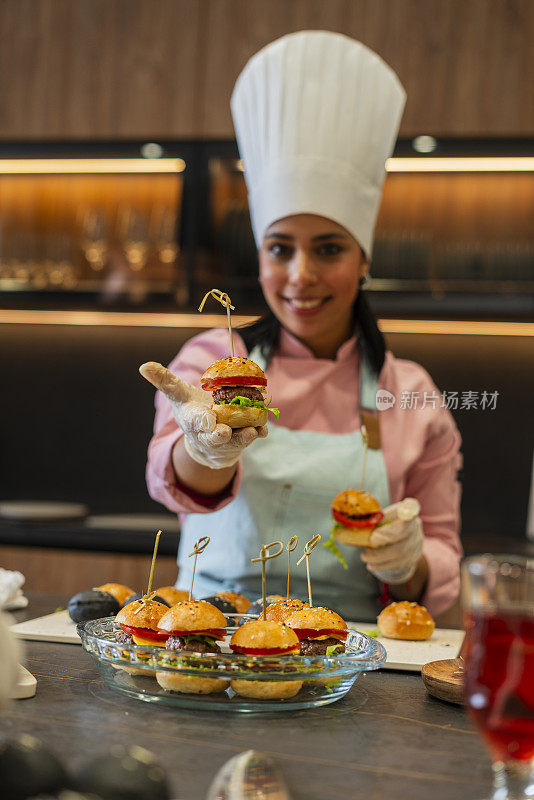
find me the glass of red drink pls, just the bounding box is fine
[462,555,534,799]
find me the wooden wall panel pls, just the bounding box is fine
[0,0,202,139]
[0,1,531,142]
[0,545,178,596]
[200,0,534,137]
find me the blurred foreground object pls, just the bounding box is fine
[206,750,291,799]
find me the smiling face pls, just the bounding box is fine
[258,214,368,359]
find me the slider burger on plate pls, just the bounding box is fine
[331,489,385,548]
[286,606,348,656]
[95,583,135,606]
[155,586,190,606]
[215,590,251,614]
[377,601,435,641]
[229,620,303,699]
[200,357,278,428]
[155,600,228,694]
[114,599,169,676]
[265,598,310,624]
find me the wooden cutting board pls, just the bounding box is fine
[10,612,465,672]
[422,658,464,705]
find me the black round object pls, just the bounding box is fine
[201,595,238,614]
[67,590,120,623]
[0,735,69,800]
[75,746,170,800]
[122,593,169,609]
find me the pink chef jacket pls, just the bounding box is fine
[146,326,463,616]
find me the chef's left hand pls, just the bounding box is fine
[361,498,423,584]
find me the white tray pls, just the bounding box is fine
[10,611,464,672]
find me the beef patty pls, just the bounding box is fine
[165,636,221,653]
[212,386,264,404]
[299,637,346,656]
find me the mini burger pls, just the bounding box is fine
[155,600,228,694]
[265,599,310,624]
[331,489,385,548]
[155,586,190,606]
[229,620,302,700]
[114,599,169,676]
[215,591,251,614]
[286,606,348,656]
[95,583,135,606]
[200,357,278,428]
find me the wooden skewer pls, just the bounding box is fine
[198,289,235,357]
[188,536,210,601]
[360,424,369,490]
[286,535,298,600]
[133,530,162,615]
[251,540,284,620]
[296,534,322,607]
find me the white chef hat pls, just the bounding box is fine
[231,30,406,256]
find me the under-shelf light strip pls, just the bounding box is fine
[386,157,534,173]
[0,310,532,336]
[0,158,185,174]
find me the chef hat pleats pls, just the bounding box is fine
[231,31,406,256]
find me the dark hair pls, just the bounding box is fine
[238,284,386,375]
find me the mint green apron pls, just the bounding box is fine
[176,345,390,621]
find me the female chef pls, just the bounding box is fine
[144,31,462,621]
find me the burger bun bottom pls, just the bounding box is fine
[230,679,303,700]
[212,404,268,429]
[156,671,229,695]
[333,526,378,548]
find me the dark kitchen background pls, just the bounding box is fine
[0,0,532,611]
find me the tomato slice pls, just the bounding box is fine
[332,509,384,529]
[201,376,267,391]
[156,627,226,640]
[290,628,348,641]
[120,624,169,643]
[230,645,299,656]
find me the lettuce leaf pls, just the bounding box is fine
[322,532,348,570]
[325,644,344,656]
[219,395,280,420]
[349,627,379,638]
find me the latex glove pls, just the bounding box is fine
[361,498,424,584]
[139,362,268,469]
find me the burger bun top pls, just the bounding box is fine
[332,489,381,517]
[286,606,348,633]
[201,357,266,386]
[115,599,169,630]
[230,619,299,650]
[158,600,227,633]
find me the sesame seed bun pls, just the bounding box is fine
[377,601,435,641]
[230,619,299,651]
[200,357,266,386]
[285,606,347,634]
[156,672,229,695]
[115,599,168,631]
[216,591,251,614]
[265,599,310,624]
[155,587,191,606]
[333,526,376,547]
[230,679,303,700]
[332,490,381,517]
[157,600,227,634]
[212,403,267,429]
[96,583,135,606]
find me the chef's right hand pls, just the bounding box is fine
[139,362,268,469]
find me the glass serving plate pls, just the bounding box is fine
[78,617,386,712]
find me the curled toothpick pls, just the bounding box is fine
[360,424,369,490]
[297,534,322,607]
[251,540,284,620]
[188,536,210,601]
[133,530,162,615]
[198,289,235,357]
[286,535,298,600]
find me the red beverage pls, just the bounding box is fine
[463,609,534,762]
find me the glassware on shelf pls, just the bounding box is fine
[118,205,150,272]
[79,208,108,272]
[151,205,179,265]
[462,555,534,799]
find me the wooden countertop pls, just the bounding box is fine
[3,595,493,800]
